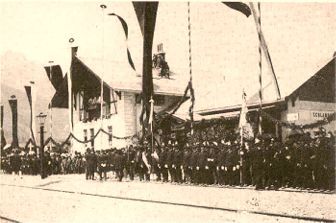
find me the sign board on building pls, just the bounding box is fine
[311,111,334,120]
[287,113,299,122]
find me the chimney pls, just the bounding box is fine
[8,95,18,148]
[69,38,78,58]
[157,43,165,60]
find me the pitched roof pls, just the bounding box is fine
[77,56,189,96]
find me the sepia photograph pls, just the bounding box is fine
[0,1,335,222]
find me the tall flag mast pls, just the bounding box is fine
[48,61,54,150]
[257,2,263,135]
[100,4,107,149]
[68,38,75,140]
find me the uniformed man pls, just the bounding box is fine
[127,145,136,181]
[114,149,125,181]
[251,140,264,190]
[160,145,169,182]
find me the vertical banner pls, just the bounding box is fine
[133,2,158,137]
[24,85,36,143]
[8,96,18,148]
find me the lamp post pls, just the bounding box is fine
[37,112,47,179]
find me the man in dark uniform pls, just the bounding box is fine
[44,151,52,176]
[172,145,183,183]
[160,145,169,182]
[216,142,226,185]
[114,149,125,181]
[197,146,206,185]
[251,140,264,189]
[166,144,174,182]
[183,143,192,183]
[190,145,199,184]
[10,149,21,175]
[127,145,136,181]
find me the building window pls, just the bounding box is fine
[83,129,87,141]
[90,128,94,147]
[108,126,113,146]
[154,95,165,106]
[291,98,296,107]
[135,94,142,104]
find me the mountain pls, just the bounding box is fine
[0,51,69,146]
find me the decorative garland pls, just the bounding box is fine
[25,128,139,150]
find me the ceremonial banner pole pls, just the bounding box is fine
[100,4,107,150]
[48,61,54,151]
[239,90,247,185]
[187,2,195,136]
[257,2,263,135]
[68,38,75,152]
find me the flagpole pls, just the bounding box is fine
[100,4,106,150]
[49,61,54,151]
[239,89,245,186]
[68,38,74,153]
[187,2,195,136]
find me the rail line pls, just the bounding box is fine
[1,183,335,223]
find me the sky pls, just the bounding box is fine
[1,1,335,111]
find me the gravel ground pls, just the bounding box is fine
[1,174,335,222]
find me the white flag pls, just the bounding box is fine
[239,90,248,129]
[148,97,154,132]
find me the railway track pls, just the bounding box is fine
[1,183,335,223]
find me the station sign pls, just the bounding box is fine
[311,111,334,120]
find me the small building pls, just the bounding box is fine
[67,47,187,152]
[189,55,335,141]
[281,56,335,139]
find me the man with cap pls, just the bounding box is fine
[166,142,174,182]
[160,144,169,182]
[127,145,137,181]
[114,148,125,181]
[183,143,192,183]
[216,141,226,185]
[251,138,264,189]
[172,143,183,183]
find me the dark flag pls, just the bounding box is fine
[24,85,36,143]
[44,65,64,90]
[44,64,69,108]
[108,13,136,71]
[8,95,18,148]
[222,2,251,17]
[132,2,159,136]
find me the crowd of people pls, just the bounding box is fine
[1,128,335,191]
[1,151,85,176]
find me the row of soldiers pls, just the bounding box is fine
[1,132,334,191]
[84,131,334,191]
